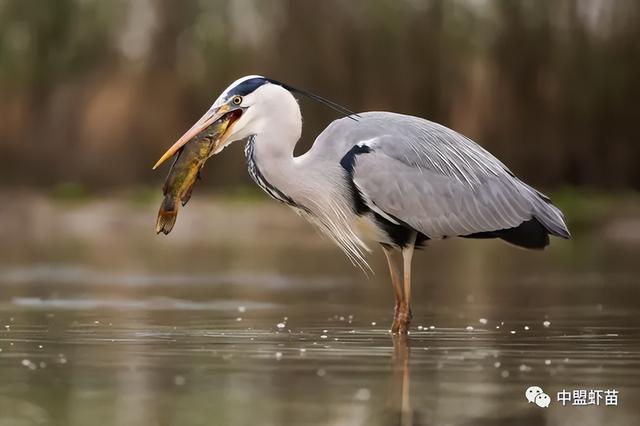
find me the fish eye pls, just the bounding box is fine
[231,96,242,105]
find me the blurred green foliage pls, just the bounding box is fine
[50,181,90,202]
[0,0,639,191]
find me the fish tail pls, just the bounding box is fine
[156,194,178,235]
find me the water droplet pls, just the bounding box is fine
[21,359,36,370]
[417,325,423,330]
[429,325,435,330]
[354,388,371,401]
[370,322,376,326]
[466,326,474,331]
[479,318,488,325]
[238,306,246,313]
[174,375,186,386]
[544,359,551,365]
[275,352,283,360]
[510,330,516,335]
[523,326,530,331]
[320,335,328,339]
[543,320,551,328]
[236,317,242,322]
[276,322,286,329]
[494,361,501,368]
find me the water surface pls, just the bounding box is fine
[0,198,639,425]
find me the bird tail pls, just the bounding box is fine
[530,190,571,240]
[156,194,179,235]
[494,185,571,250]
[463,186,570,250]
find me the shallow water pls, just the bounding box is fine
[0,199,639,425]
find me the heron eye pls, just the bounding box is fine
[231,96,242,105]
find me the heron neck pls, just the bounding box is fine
[257,126,300,159]
[246,128,305,203]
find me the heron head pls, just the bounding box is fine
[153,75,358,169]
[153,75,299,169]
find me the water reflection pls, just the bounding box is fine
[1,200,640,425]
[388,334,417,426]
[0,301,639,425]
[386,334,547,426]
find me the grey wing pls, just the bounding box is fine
[348,113,570,241]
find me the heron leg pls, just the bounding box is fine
[381,243,404,333]
[397,232,417,334]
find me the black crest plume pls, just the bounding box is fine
[266,78,359,121]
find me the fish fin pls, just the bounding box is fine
[181,181,197,206]
[156,194,178,235]
[180,170,202,206]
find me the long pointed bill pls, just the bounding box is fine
[152,104,231,170]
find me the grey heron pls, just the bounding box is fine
[154,75,570,334]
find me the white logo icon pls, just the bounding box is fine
[525,386,551,408]
[535,393,551,408]
[525,386,544,403]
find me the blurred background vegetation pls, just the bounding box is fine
[0,0,639,193]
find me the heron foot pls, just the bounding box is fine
[391,307,412,334]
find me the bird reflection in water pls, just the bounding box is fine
[386,334,424,426]
[383,336,547,426]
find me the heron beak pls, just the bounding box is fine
[152,104,234,170]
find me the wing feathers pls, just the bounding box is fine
[346,113,570,241]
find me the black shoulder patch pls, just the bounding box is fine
[340,144,372,173]
[340,145,372,215]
